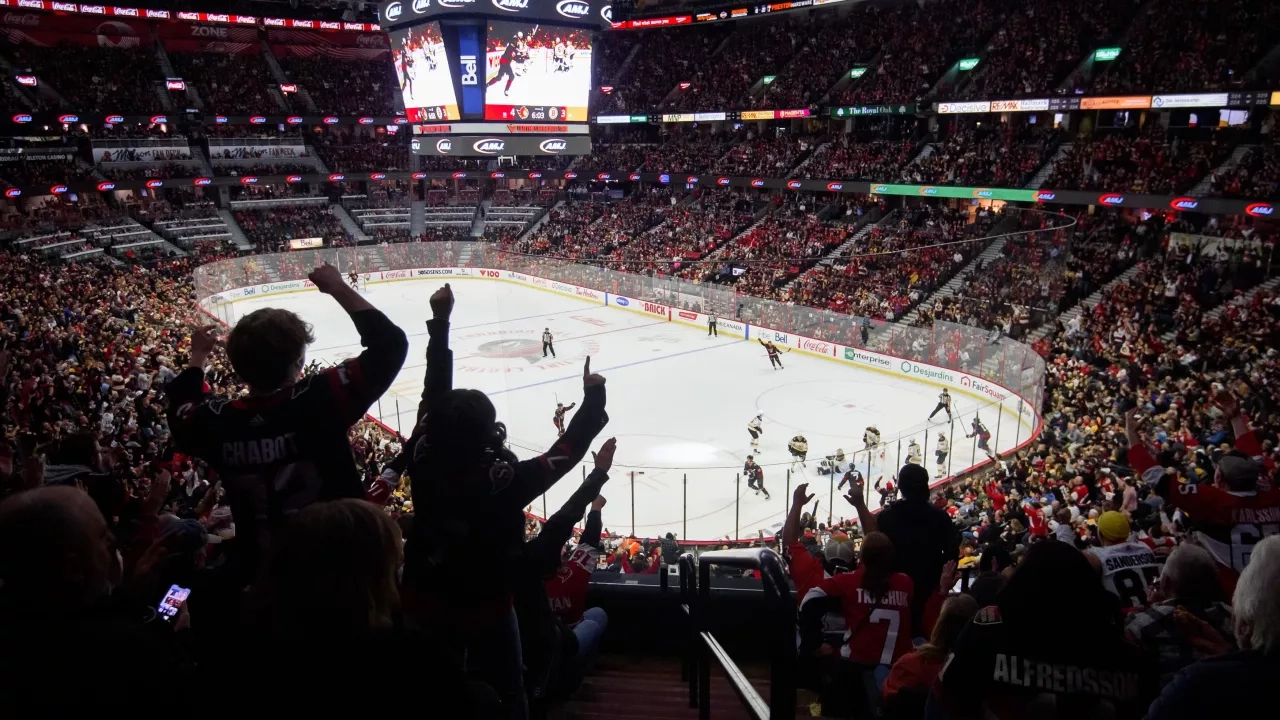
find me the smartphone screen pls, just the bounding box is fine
[157,584,191,623]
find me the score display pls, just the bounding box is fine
[483,22,592,122]
[391,23,461,122]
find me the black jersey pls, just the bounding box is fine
[166,309,408,572]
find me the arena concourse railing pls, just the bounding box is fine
[193,242,1046,541]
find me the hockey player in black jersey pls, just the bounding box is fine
[967,414,996,460]
[553,401,576,436]
[759,338,784,369]
[743,455,770,499]
[166,262,409,579]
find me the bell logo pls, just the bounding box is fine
[413,0,430,12]
[564,172,578,179]
[528,171,542,179]
[359,117,375,125]
[286,116,304,124]
[826,182,843,191]
[96,182,116,191]
[601,4,612,21]
[1169,197,1199,211]
[385,1,403,20]
[323,116,340,125]
[452,171,468,179]
[629,173,640,181]
[145,180,164,188]
[492,0,528,11]
[11,114,32,123]
[57,114,79,123]
[1246,203,1275,217]
[473,138,505,154]
[49,185,68,194]
[491,171,506,178]
[435,138,452,153]
[556,0,589,18]
[4,188,20,198]
[751,178,765,187]
[539,138,568,153]
[240,177,259,185]
[214,115,228,124]
[460,54,478,85]
[686,176,699,184]
[193,177,212,186]
[150,115,167,124]
[1034,191,1056,202]
[787,180,803,190]
[286,175,302,183]
[249,116,266,124]
[1098,193,1124,206]
[412,172,427,179]
[370,172,386,180]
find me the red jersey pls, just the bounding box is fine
[545,544,597,626]
[788,541,846,645]
[1131,434,1280,595]
[803,567,914,666]
[1024,506,1048,537]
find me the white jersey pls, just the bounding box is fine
[1088,541,1161,611]
[863,428,880,447]
[906,442,922,465]
[748,417,762,433]
[935,436,949,455]
[938,391,951,407]
[789,437,809,453]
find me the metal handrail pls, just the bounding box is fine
[688,548,796,720]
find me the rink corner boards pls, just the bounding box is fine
[198,266,1042,444]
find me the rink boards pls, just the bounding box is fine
[201,266,1042,448]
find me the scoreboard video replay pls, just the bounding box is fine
[380,0,612,157]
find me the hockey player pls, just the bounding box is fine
[553,401,576,436]
[486,31,526,96]
[966,414,996,460]
[874,476,897,508]
[838,466,864,491]
[818,448,847,476]
[743,455,770,499]
[928,388,953,422]
[758,338,784,369]
[552,40,569,72]
[863,425,881,451]
[934,431,949,478]
[347,270,360,290]
[788,434,809,469]
[906,438,923,466]
[747,414,763,450]
[542,327,555,358]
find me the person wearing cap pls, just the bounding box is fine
[876,464,959,632]
[1127,395,1280,595]
[1086,511,1162,612]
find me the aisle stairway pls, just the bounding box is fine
[779,209,898,293]
[410,199,426,237]
[1159,274,1280,343]
[1022,261,1145,345]
[555,655,770,720]
[1188,144,1254,196]
[331,204,370,243]
[1025,143,1072,189]
[216,208,253,252]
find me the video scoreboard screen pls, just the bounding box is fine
[483,22,592,122]
[391,23,461,122]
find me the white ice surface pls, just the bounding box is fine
[226,278,1031,541]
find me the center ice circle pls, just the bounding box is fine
[476,337,543,359]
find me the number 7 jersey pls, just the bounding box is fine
[801,567,915,666]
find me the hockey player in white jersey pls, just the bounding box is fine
[934,431,949,478]
[862,425,881,451]
[906,438,923,465]
[817,448,848,476]
[788,434,809,470]
[747,414,763,450]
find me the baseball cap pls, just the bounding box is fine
[1217,451,1262,491]
[823,538,854,570]
[1097,511,1131,543]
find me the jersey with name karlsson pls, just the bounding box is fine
[166,309,408,569]
[935,605,1158,720]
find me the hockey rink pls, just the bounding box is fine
[224,278,1034,541]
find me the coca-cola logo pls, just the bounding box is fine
[193,177,212,186]
[280,83,297,93]
[145,179,164,188]
[369,172,386,180]
[49,184,67,194]
[357,35,386,48]
[801,339,830,354]
[286,175,302,183]
[3,13,40,27]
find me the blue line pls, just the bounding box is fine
[487,338,745,397]
[309,304,608,353]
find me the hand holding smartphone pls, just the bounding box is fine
[157,584,190,623]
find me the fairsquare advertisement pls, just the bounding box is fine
[412,134,592,156]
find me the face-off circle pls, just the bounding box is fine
[476,338,543,359]
[455,329,600,373]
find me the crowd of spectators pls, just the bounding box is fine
[802,136,919,181]
[664,23,797,112]
[613,188,754,274]
[9,43,163,114]
[311,131,410,173]
[514,189,674,261]
[100,163,203,181]
[214,163,316,178]
[787,205,998,321]
[644,131,733,175]
[594,26,731,115]
[232,206,347,251]
[572,143,653,175]
[0,155,91,188]
[958,0,1140,100]
[1207,134,1280,200]
[710,131,822,177]
[279,56,398,116]
[1045,126,1232,195]
[168,51,280,114]
[1091,0,1280,94]
[900,123,1057,188]
[751,6,893,110]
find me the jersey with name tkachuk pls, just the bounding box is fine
[1088,542,1161,611]
[802,567,914,666]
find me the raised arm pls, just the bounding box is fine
[509,358,609,507]
[530,439,616,572]
[782,482,816,547]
